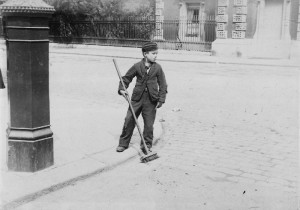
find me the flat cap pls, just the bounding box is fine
[142,42,158,52]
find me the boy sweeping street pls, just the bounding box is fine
[116,42,168,154]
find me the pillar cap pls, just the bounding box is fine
[0,0,55,15]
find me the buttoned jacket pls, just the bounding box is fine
[118,59,167,103]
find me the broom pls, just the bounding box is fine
[113,59,159,163]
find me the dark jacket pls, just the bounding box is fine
[118,59,167,103]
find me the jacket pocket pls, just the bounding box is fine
[131,85,144,101]
[148,85,159,102]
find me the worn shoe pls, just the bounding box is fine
[116,146,128,152]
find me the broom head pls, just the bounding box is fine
[140,152,159,163]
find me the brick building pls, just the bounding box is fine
[154,0,300,57]
[212,0,300,59]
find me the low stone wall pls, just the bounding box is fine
[211,39,299,60]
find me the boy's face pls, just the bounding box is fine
[144,50,158,63]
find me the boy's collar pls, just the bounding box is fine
[142,58,155,67]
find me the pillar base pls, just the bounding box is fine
[7,137,53,172]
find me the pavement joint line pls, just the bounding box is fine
[50,51,300,68]
[1,122,165,210]
[0,150,137,210]
[1,160,124,210]
[82,146,116,157]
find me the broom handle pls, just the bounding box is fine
[113,59,149,154]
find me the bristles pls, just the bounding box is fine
[140,152,159,163]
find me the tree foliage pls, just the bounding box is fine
[45,0,99,20]
[45,0,153,20]
[47,0,155,41]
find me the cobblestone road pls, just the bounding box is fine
[155,61,298,209]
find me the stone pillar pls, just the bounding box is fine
[253,0,265,39]
[154,0,164,41]
[0,0,55,172]
[281,0,291,40]
[253,0,291,40]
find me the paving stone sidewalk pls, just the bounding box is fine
[0,51,163,209]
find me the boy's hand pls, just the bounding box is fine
[155,102,163,110]
[120,90,128,99]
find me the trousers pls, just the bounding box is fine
[118,90,157,148]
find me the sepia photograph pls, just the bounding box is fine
[0,0,299,209]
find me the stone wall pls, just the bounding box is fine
[216,0,252,39]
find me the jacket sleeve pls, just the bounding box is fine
[157,67,168,103]
[118,64,136,95]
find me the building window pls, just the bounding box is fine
[189,8,199,22]
[186,4,200,36]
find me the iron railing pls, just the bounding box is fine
[49,17,156,48]
[158,18,216,51]
[49,17,216,52]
